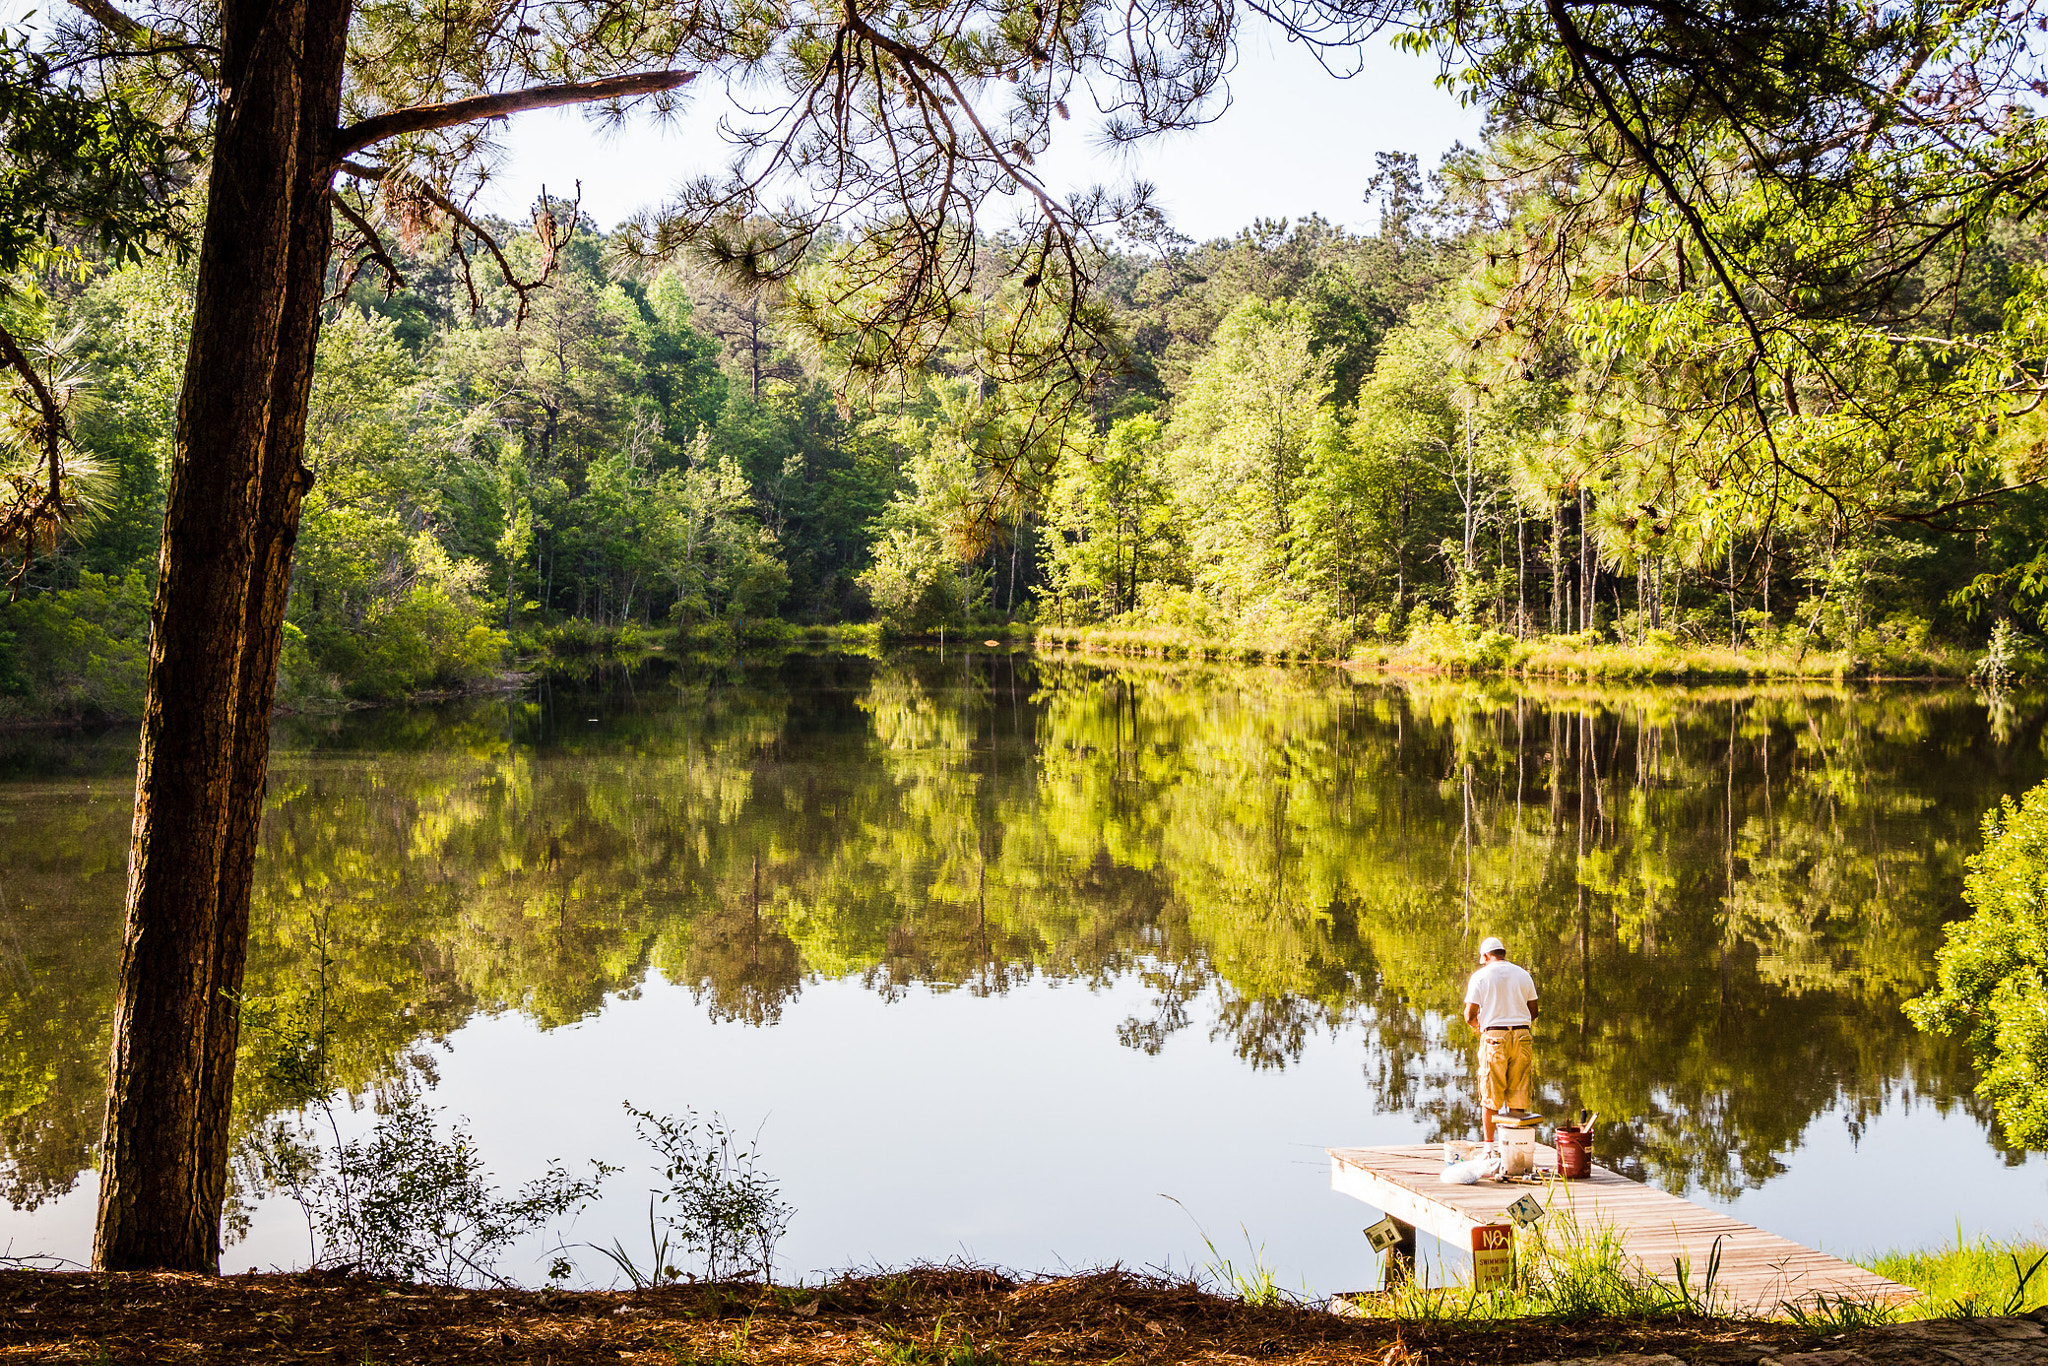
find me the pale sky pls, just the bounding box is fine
[480,25,1483,244]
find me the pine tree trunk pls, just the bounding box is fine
[1516,515,1526,638]
[1550,501,1563,635]
[95,0,350,1272]
[202,0,349,1243]
[1577,487,1592,634]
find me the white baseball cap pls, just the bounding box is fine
[1479,936,1506,956]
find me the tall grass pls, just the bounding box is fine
[1346,1201,1728,1324]
[1348,1213,2048,1327]
[1163,1196,1302,1307]
[1862,1231,2048,1318]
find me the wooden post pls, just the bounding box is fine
[1384,1219,1418,1287]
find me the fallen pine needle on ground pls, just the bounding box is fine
[7,1264,2026,1366]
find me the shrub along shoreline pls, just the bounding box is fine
[1034,621,1973,681]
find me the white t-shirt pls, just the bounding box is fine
[1464,959,1538,1027]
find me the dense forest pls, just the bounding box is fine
[5,143,2037,717]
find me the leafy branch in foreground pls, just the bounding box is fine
[0,29,185,594]
[238,982,613,1286]
[1907,776,2048,1150]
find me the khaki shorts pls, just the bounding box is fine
[1479,1027,1534,1112]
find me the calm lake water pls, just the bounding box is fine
[4,650,2046,1290]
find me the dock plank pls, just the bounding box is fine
[1328,1144,1913,1314]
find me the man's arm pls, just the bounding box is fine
[1529,999,1540,1022]
[1465,1002,1481,1029]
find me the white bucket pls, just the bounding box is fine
[1496,1124,1537,1176]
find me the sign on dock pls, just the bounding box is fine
[1329,1143,1914,1314]
[1470,1224,1514,1289]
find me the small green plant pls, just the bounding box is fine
[664,1313,754,1366]
[877,1320,1003,1366]
[309,1087,613,1284]
[238,973,611,1285]
[1778,1291,1899,1334]
[599,1103,793,1287]
[1164,1195,1300,1307]
[1973,619,2035,691]
[1668,1235,1726,1317]
[593,1195,686,1290]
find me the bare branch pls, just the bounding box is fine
[332,70,698,162]
[339,160,576,324]
[327,190,405,297]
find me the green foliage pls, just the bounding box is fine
[1171,297,1335,616]
[710,386,900,621]
[860,525,982,632]
[620,1104,792,1284]
[531,616,652,659]
[11,132,2039,713]
[1401,611,1528,672]
[650,437,789,627]
[858,411,993,632]
[0,33,185,274]
[300,1088,611,1284]
[1864,1232,2048,1318]
[1907,780,2048,1149]
[1972,620,2040,691]
[236,963,612,1283]
[13,130,2041,718]
[293,533,508,703]
[0,569,149,718]
[1039,415,1178,623]
[875,1323,1005,1366]
[1776,1293,1900,1335]
[663,1319,755,1366]
[1167,1199,1299,1308]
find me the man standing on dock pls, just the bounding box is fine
[1464,936,1539,1141]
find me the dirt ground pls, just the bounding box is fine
[0,1265,1841,1365]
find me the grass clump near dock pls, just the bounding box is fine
[1861,1232,2048,1318]
[1339,1210,1733,1326]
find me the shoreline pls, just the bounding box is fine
[1030,625,1974,683]
[12,1265,2044,1366]
[0,632,1994,732]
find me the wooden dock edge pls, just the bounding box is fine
[1328,1144,1918,1314]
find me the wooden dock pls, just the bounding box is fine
[1329,1144,1914,1313]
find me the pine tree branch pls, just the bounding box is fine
[337,160,575,322]
[0,320,67,498]
[331,70,697,161]
[0,320,68,600]
[67,0,219,79]
[327,189,405,295]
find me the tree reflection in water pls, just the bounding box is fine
[0,653,2035,1221]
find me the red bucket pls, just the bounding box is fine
[1554,1125,1592,1179]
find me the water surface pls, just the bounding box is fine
[3,652,2043,1287]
